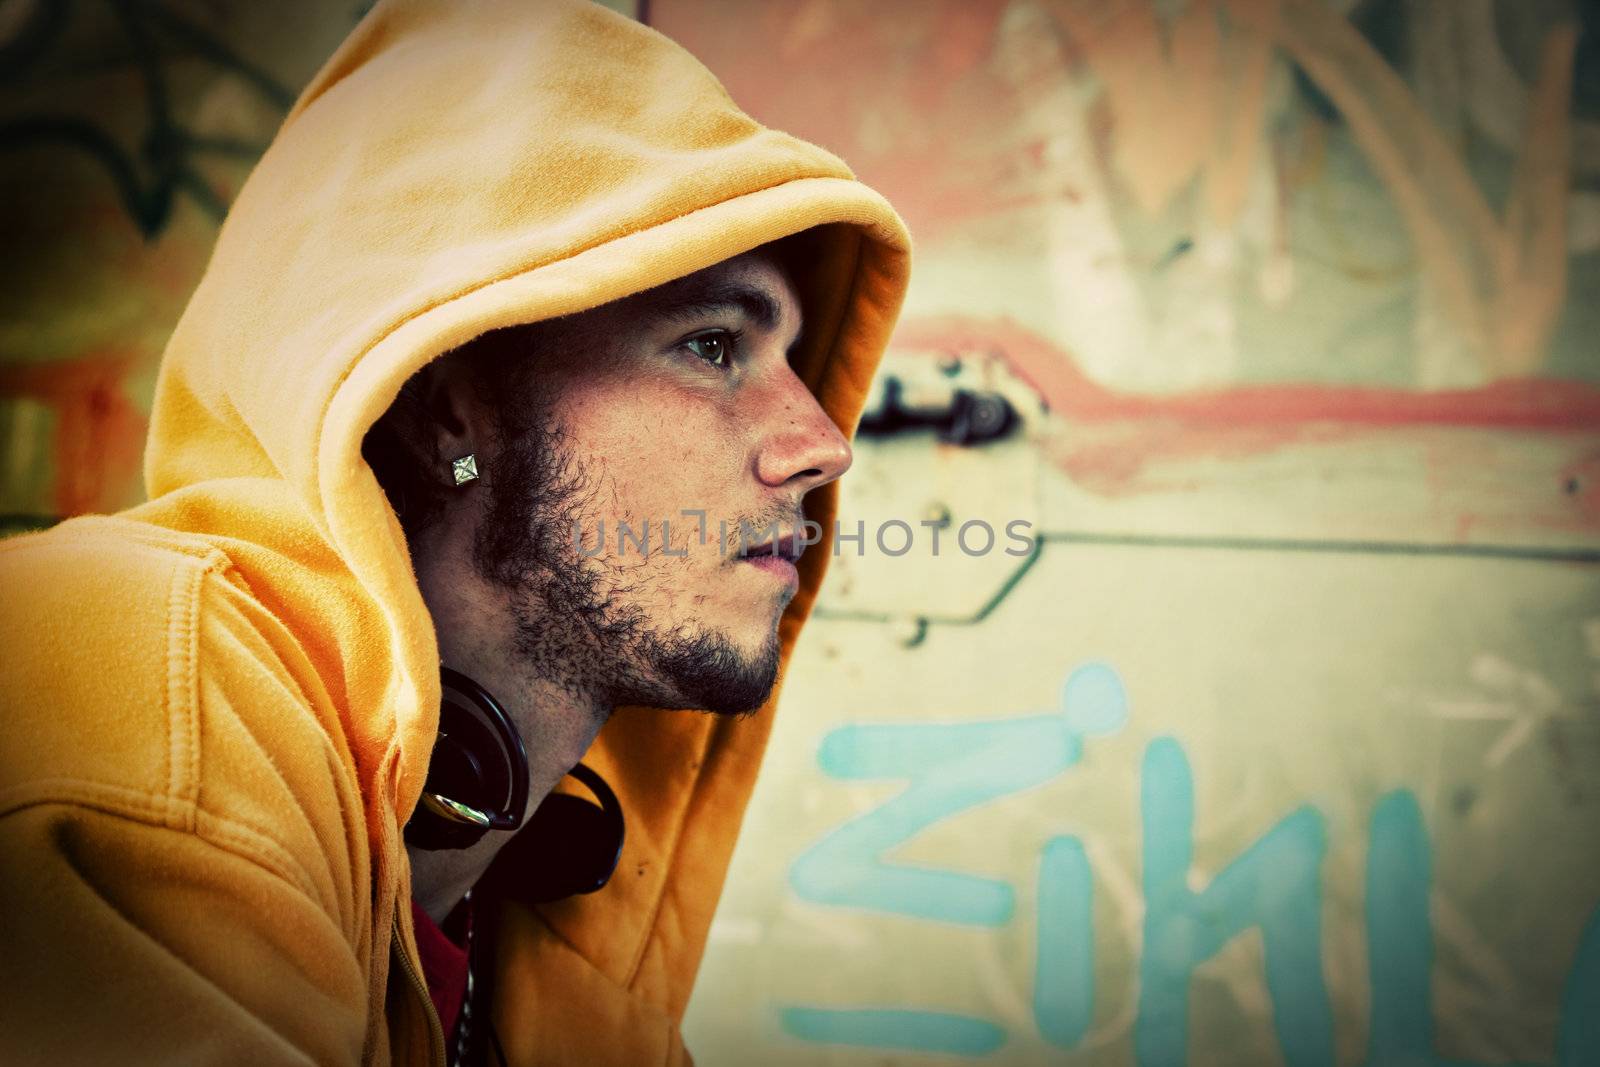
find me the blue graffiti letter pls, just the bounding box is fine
[1034,835,1095,1047]
[1137,738,1334,1067]
[790,663,1128,926]
[1364,790,1600,1067]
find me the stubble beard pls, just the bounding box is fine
[470,414,781,717]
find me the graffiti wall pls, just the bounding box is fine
[0,0,361,528]
[3,2,1597,1065]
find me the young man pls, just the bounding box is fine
[0,2,910,1064]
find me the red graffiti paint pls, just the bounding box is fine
[893,314,1600,499]
[0,352,148,517]
[894,315,1600,430]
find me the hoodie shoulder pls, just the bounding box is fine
[0,518,366,922]
[0,517,230,810]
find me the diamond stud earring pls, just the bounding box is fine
[451,454,479,486]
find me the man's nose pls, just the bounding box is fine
[753,367,854,492]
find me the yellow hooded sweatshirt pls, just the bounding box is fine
[0,2,910,1063]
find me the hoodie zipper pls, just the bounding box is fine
[392,913,448,1067]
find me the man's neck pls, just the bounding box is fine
[405,524,612,924]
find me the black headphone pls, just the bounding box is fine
[404,667,625,903]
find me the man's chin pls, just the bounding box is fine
[647,627,782,716]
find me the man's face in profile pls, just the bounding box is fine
[471,249,852,716]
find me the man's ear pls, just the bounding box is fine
[413,355,494,470]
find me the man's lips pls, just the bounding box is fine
[739,539,801,591]
[737,530,805,563]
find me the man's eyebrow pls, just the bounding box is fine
[637,279,788,333]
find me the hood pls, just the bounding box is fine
[138,0,910,1052]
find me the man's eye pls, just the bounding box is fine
[683,331,731,367]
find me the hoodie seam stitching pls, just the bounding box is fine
[165,549,231,832]
[0,784,326,904]
[165,551,197,832]
[0,519,224,561]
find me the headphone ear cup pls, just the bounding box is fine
[402,670,625,896]
[529,793,619,899]
[404,669,531,851]
[481,765,626,904]
[427,722,490,810]
[405,716,496,850]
